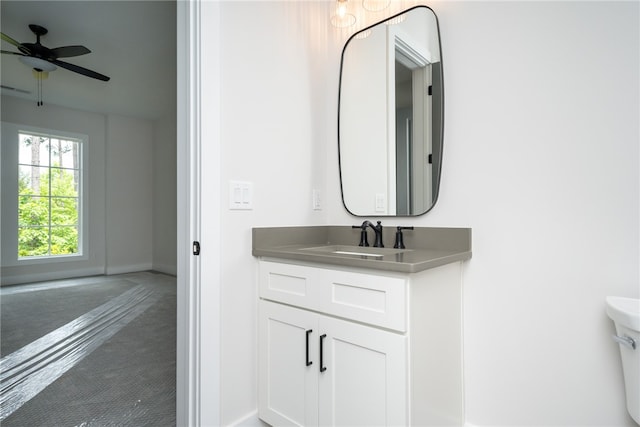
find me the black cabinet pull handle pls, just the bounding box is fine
[319,334,327,373]
[305,329,313,366]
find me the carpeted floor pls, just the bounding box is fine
[0,271,176,426]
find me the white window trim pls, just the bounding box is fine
[1,122,89,267]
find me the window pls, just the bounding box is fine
[18,132,82,258]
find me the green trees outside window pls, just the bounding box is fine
[18,133,81,258]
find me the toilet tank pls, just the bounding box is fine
[606,296,640,425]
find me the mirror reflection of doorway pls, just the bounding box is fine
[395,54,432,216]
[396,60,413,215]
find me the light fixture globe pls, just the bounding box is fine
[331,13,356,28]
[331,0,356,28]
[362,0,390,12]
[19,56,57,72]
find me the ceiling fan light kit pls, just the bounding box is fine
[1,24,110,106]
[19,56,57,72]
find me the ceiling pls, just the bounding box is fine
[1,1,176,121]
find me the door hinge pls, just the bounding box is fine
[428,85,433,96]
[428,154,433,164]
[193,241,200,256]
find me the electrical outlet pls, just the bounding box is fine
[312,189,322,210]
[375,193,386,213]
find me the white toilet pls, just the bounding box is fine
[606,296,640,425]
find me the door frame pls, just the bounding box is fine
[177,1,221,425]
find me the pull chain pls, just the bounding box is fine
[34,68,44,106]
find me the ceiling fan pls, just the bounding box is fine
[1,24,110,82]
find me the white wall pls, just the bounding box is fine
[216,1,332,423]
[327,1,639,425]
[204,1,638,426]
[0,96,176,283]
[211,1,337,423]
[153,115,177,275]
[105,115,154,274]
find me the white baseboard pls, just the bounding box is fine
[228,412,470,427]
[105,263,153,275]
[1,262,171,285]
[0,267,105,286]
[228,411,268,427]
[152,262,177,276]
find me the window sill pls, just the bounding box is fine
[13,253,89,267]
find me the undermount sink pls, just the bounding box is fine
[299,245,408,259]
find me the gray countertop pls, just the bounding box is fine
[252,226,472,273]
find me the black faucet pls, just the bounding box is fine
[352,220,384,247]
[352,221,370,246]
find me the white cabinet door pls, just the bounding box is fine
[318,316,407,427]
[259,301,408,427]
[259,300,319,427]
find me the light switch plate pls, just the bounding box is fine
[229,181,253,210]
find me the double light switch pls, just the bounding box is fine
[229,181,253,210]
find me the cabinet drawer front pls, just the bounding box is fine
[260,260,407,331]
[319,270,407,332]
[259,261,318,310]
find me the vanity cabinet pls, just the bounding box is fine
[259,300,406,426]
[257,259,464,427]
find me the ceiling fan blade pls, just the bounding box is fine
[51,59,110,81]
[1,32,22,48]
[51,45,91,58]
[1,50,25,56]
